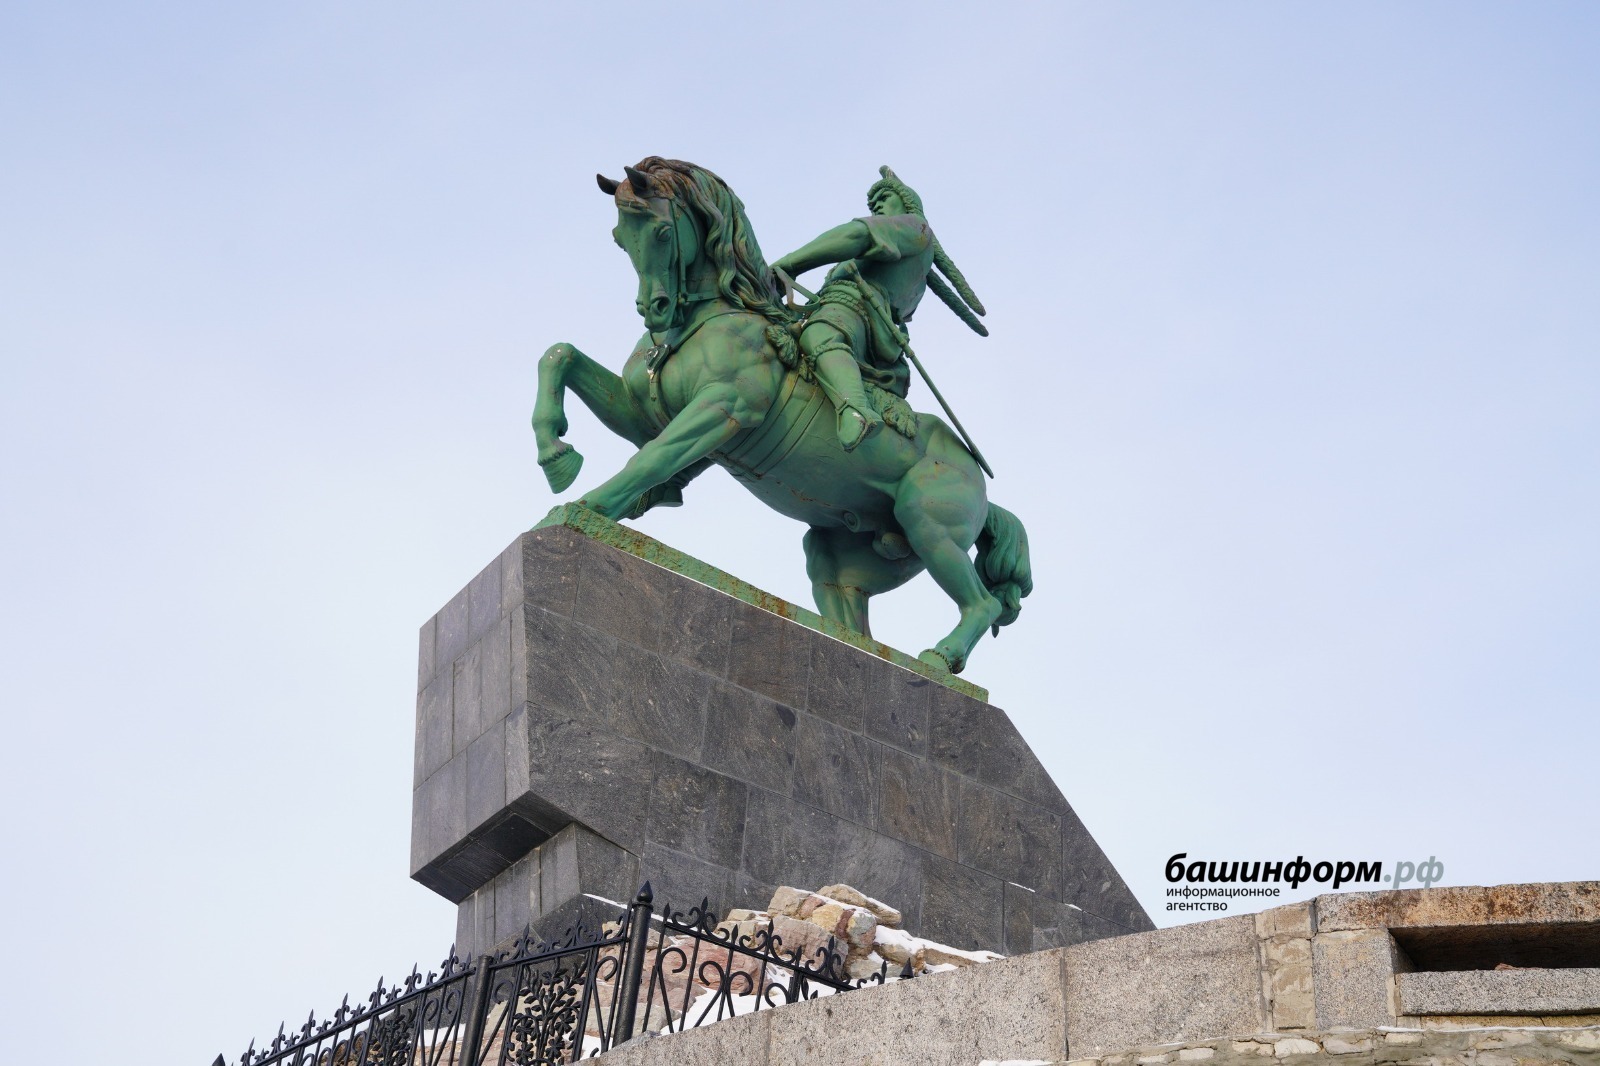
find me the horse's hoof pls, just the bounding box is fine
[872,530,911,561]
[918,647,961,674]
[539,444,583,493]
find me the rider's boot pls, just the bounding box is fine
[836,404,882,451]
[814,347,883,452]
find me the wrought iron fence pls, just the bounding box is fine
[218,883,902,1066]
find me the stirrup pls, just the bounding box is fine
[626,482,685,520]
[836,404,882,452]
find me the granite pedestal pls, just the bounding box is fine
[411,505,1152,958]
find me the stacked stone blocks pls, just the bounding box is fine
[1065,881,1600,1057]
[565,881,1600,1066]
[1059,1026,1600,1066]
[410,511,1150,959]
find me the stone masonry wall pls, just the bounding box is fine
[1053,1025,1600,1066]
[569,882,1600,1066]
[1065,882,1600,1055]
[561,922,1600,1066]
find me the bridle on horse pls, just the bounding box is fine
[637,193,741,430]
[664,197,721,318]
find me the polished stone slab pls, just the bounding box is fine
[411,506,1151,956]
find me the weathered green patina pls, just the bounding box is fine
[536,502,988,701]
[771,165,989,454]
[531,158,1031,674]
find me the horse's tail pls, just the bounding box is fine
[976,502,1033,636]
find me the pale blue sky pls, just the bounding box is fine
[3,4,1597,1063]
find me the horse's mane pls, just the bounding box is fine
[630,157,794,327]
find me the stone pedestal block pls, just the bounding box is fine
[411,505,1152,957]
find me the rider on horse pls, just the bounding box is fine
[536,157,1032,673]
[771,166,988,451]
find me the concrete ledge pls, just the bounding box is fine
[1317,882,1600,935]
[591,948,1069,1066]
[582,997,1600,1066]
[1064,915,1266,1054]
[1053,1025,1600,1066]
[454,823,639,954]
[1399,968,1600,1017]
[566,886,1600,1065]
[1062,884,1600,1053]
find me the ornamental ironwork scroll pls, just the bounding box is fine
[639,896,888,1036]
[224,954,473,1066]
[221,884,900,1066]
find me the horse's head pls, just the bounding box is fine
[598,164,708,332]
[597,158,790,334]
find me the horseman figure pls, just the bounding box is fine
[772,166,989,451]
[531,158,1030,674]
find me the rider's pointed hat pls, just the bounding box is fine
[867,165,925,216]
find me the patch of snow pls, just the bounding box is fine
[872,924,919,952]
[920,938,1005,966]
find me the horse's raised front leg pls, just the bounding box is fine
[532,342,652,493]
[577,385,753,521]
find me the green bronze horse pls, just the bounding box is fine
[531,157,1031,674]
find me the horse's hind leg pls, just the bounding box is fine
[803,526,921,637]
[532,342,651,492]
[894,469,1001,674]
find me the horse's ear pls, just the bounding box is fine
[624,165,651,197]
[596,174,620,195]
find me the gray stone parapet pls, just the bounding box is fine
[1064,881,1600,1056]
[569,882,1600,1066]
[1398,969,1600,1018]
[564,942,1600,1066]
[593,948,1072,1066]
[1056,1026,1600,1066]
[410,508,1151,958]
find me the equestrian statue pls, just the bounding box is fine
[531,157,1031,674]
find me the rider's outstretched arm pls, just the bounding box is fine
[773,220,872,278]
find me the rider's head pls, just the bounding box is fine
[867,166,923,217]
[869,187,905,217]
